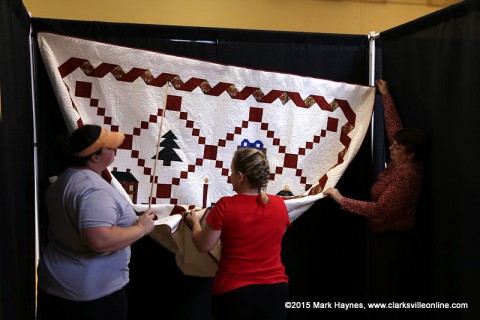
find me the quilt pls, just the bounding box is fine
[37,32,375,276]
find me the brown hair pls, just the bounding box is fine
[393,127,427,162]
[68,125,103,166]
[232,148,270,206]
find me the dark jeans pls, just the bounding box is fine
[212,282,288,320]
[37,286,127,320]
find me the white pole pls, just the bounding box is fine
[148,82,169,209]
[368,31,379,161]
[367,31,380,302]
[28,14,40,315]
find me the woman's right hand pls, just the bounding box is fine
[136,208,156,235]
[375,79,390,96]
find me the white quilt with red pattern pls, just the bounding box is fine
[38,32,375,276]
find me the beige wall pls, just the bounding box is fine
[23,0,452,35]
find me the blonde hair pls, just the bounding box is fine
[232,148,270,206]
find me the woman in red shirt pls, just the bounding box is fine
[184,147,290,320]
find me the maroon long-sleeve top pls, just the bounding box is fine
[339,93,423,231]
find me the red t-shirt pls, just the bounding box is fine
[206,193,290,295]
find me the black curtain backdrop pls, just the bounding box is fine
[31,19,373,320]
[0,1,35,320]
[6,3,479,319]
[381,2,479,320]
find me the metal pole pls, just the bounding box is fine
[368,31,379,161]
[367,31,379,317]
[29,16,40,316]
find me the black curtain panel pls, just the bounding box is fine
[5,4,479,319]
[381,2,480,320]
[31,19,372,320]
[0,1,35,320]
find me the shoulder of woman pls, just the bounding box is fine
[393,163,423,181]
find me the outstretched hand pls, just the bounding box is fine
[375,79,390,96]
[183,209,199,229]
[323,187,344,204]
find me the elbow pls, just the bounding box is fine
[192,234,215,253]
[193,240,213,253]
[87,241,114,253]
[191,226,219,253]
[81,227,121,253]
[196,247,210,253]
[83,236,117,253]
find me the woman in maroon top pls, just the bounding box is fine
[323,79,426,232]
[184,147,290,320]
[324,80,428,307]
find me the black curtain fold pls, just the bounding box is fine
[381,2,479,320]
[0,1,35,320]
[3,2,478,317]
[7,3,478,318]
[31,18,372,320]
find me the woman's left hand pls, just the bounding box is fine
[183,209,198,229]
[323,187,344,204]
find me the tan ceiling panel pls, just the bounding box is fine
[323,0,462,7]
[427,0,462,6]
[390,0,432,4]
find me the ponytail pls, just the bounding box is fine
[258,188,270,206]
[233,148,271,206]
